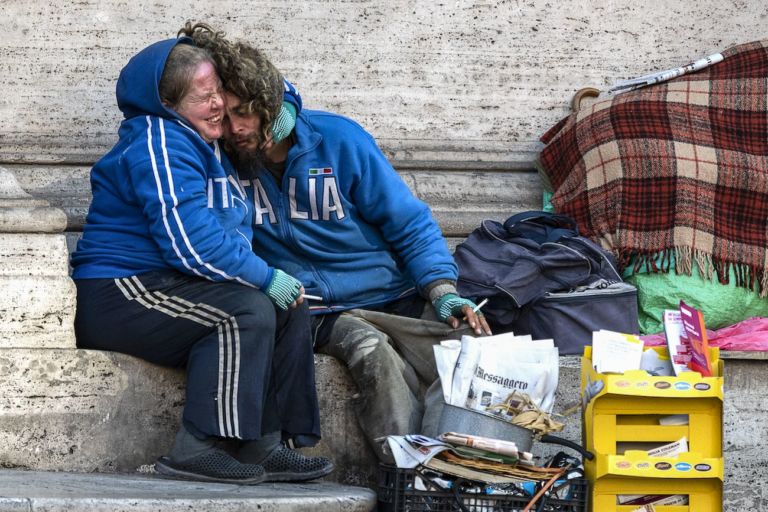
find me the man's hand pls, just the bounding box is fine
[264,269,305,310]
[432,293,492,336]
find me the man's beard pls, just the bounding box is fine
[224,136,268,179]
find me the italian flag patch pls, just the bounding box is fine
[309,167,333,175]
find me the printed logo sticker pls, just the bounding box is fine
[635,381,649,388]
[675,462,692,472]
[616,461,632,469]
[694,383,711,391]
[636,462,651,470]
[616,380,631,388]
[695,464,712,472]
[308,167,333,175]
[675,382,691,391]
[655,381,671,389]
[655,462,672,470]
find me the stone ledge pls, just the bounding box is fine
[0,468,376,512]
[0,348,377,486]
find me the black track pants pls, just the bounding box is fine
[74,270,320,445]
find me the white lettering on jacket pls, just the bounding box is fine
[242,177,346,225]
[207,177,232,209]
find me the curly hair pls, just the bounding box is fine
[178,22,283,141]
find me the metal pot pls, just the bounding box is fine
[437,404,593,460]
[437,404,535,452]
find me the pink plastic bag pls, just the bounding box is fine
[641,316,768,351]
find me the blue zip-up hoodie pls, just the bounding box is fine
[241,109,457,312]
[71,38,273,289]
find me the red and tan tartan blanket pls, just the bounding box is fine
[538,40,768,295]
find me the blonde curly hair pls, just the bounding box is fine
[178,22,283,142]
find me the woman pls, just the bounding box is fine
[71,37,332,484]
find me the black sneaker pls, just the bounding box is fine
[259,444,334,482]
[155,449,266,485]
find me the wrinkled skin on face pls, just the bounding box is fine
[174,61,225,143]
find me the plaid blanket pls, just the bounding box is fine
[538,40,768,295]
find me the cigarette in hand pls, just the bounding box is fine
[472,298,489,314]
[301,294,323,301]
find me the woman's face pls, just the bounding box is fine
[174,61,224,143]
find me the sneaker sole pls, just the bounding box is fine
[155,456,266,485]
[264,461,335,483]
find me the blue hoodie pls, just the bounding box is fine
[241,108,458,313]
[71,38,273,288]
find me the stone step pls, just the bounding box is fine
[0,468,376,512]
[0,348,378,487]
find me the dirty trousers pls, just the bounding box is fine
[74,270,320,445]
[317,308,470,457]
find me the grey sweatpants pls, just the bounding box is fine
[317,308,471,460]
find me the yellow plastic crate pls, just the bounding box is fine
[592,474,722,512]
[581,346,723,462]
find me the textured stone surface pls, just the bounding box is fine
[0,469,376,512]
[0,234,69,277]
[722,359,768,511]
[0,276,76,349]
[0,348,376,486]
[2,1,766,166]
[6,164,542,238]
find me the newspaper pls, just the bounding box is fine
[386,435,452,469]
[610,52,723,94]
[439,432,533,461]
[436,332,557,413]
[464,334,557,413]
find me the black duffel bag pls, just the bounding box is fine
[455,211,639,354]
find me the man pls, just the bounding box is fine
[185,25,492,460]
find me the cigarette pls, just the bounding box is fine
[472,298,489,313]
[301,294,323,301]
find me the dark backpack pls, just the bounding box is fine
[455,211,636,353]
[455,211,621,307]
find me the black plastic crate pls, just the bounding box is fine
[377,464,589,512]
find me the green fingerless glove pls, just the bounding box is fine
[432,293,478,322]
[271,101,297,143]
[264,269,302,310]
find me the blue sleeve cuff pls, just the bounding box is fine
[260,267,275,290]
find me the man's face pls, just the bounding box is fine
[223,92,263,155]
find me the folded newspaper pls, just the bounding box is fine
[434,332,558,414]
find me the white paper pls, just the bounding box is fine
[449,335,482,406]
[433,340,462,403]
[640,348,675,376]
[647,437,688,458]
[386,435,452,469]
[663,310,692,376]
[592,330,644,374]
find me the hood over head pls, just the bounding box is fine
[116,37,195,120]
